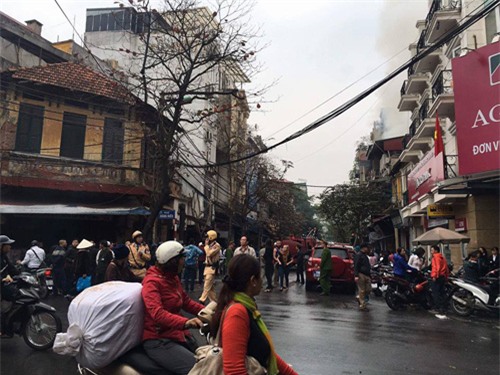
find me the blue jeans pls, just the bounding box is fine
[184,265,197,291]
[278,265,289,288]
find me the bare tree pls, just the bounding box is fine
[108,0,266,238]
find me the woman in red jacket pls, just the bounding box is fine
[142,241,205,375]
[211,254,298,375]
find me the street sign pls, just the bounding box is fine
[159,209,175,220]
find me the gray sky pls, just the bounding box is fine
[1,0,428,193]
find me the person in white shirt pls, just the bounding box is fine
[234,236,257,258]
[18,240,46,270]
[408,247,425,271]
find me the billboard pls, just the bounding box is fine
[407,148,445,203]
[452,42,500,175]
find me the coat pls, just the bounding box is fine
[431,253,449,279]
[141,266,204,342]
[320,247,332,272]
[204,241,221,276]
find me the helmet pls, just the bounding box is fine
[156,241,185,264]
[0,235,15,245]
[207,230,217,241]
[132,230,143,239]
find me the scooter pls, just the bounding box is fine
[371,262,391,297]
[77,302,217,375]
[1,273,62,350]
[450,268,499,317]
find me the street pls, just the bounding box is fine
[1,277,499,375]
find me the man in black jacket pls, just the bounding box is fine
[354,243,372,311]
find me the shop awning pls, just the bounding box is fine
[0,204,150,215]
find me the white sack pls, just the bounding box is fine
[53,281,144,369]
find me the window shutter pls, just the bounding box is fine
[60,112,86,159]
[15,103,44,153]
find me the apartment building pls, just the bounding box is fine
[393,0,499,264]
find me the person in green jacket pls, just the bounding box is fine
[319,240,333,296]
[224,241,235,275]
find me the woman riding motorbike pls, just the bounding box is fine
[141,241,205,375]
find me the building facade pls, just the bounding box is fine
[393,0,499,265]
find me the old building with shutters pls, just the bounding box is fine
[0,62,160,248]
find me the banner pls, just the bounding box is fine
[452,42,500,175]
[407,148,445,203]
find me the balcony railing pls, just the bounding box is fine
[417,30,427,54]
[409,119,418,137]
[432,69,453,98]
[419,99,430,123]
[402,191,409,207]
[426,0,462,25]
[402,133,412,150]
[401,80,408,96]
[408,64,415,77]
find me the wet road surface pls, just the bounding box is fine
[1,278,498,375]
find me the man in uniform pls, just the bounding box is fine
[127,230,151,280]
[199,230,221,304]
[319,240,332,296]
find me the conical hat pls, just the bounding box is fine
[77,239,94,249]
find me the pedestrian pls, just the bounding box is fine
[294,245,305,285]
[197,242,206,285]
[17,240,46,271]
[141,241,204,375]
[183,241,204,292]
[234,236,257,257]
[199,230,221,304]
[276,245,293,291]
[489,247,499,271]
[73,239,93,294]
[263,239,275,292]
[273,240,282,285]
[93,240,114,285]
[128,230,151,280]
[319,240,332,296]
[393,247,417,280]
[408,247,425,271]
[477,247,489,276]
[463,251,481,283]
[223,241,235,276]
[51,239,67,296]
[105,244,141,282]
[211,254,298,375]
[354,243,372,311]
[64,239,78,290]
[430,245,449,319]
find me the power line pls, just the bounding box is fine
[180,1,499,169]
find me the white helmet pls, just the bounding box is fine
[156,241,185,264]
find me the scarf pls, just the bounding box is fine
[233,292,278,375]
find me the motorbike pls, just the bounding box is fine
[77,302,217,375]
[450,268,499,317]
[371,262,391,297]
[384,270,434,310]
[15,265,50,299]
[1,273,62,350]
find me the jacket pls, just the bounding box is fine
[21,246,46,269]
[221,303,298,375]
[105,261,140,282]
[463,260,481,283]
[204,241,221,276]
[431,253,449,279]
[354,252,371,277]
[184,245,204,267]
[142,266,204,342]
[320,247,333,271]
[393,253,415,277]
[234,246,257,258]
[51,246,66,269]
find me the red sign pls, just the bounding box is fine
[455,218,467,232]
[407,148,444,203]
[452,42,500,175]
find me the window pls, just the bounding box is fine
[313,248,348,259]
[15,103,44,153]
[102,118,124,164]
[60,112,86,159]
[485,6,500,43]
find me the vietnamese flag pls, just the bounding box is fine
[434,114,444,156]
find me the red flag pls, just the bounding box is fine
[434,114,444,156]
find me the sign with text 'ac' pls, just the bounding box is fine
[452,42,500,175]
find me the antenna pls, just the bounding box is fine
[72,15,76,40]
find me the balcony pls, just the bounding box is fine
[425,0,461,44]
[398,80,420,112]
[406,71,430,95]
[428,69,454,120]
[413,30,443,74]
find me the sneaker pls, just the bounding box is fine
[359,307,370,312]
[429,309,439,315]
[264,289,271,293]
[435,314,448,320]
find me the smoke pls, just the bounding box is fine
[372,0,428,140]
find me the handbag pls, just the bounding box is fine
[76,275,92,292]
[188,305,267,375]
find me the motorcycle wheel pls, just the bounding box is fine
[373,286,383,297]
[385,289,403,311]
[22,310,62,350]
[450,289,475,317]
